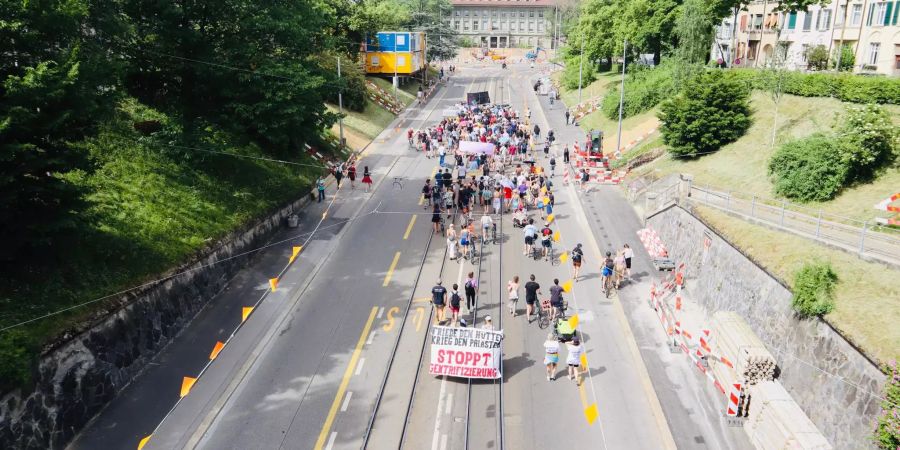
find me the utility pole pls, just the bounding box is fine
[615,40,627,156]
[577,36,584,103]
[337,56,345,149]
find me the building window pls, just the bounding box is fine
[802,11,813,30]
[529,10,534,18]
[817,9,832,30]
[464,10,469,17]
[787,12,797,29]
[850,4,862,25]
[492,9,498,17]
[473,21,478,31]
[800,44,810,62]
[482,19,487,30]
[539,10,544,18]
[454,20,460,30]
[868,2,889,26]
[455,10,460,17]
[520,11,525,18]
[538,22,543,32]
[835,5,846,25]
[867,42,880,65]
[528,21,534,31]
[753,14,764,30]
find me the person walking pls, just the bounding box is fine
[362,166,373,193]
[566,338,584,384]
[565,110,570,125]
[507,275,520,317]
[563,145,570,164]
[446,224,458,260]
[422,180,433,209]
[571,243,584,281]
[432,279,448,324]
[549,278,564,320]
[316,177,326,203]
[524,274,541,323]
[623,243,634,279]
[333,163,344,188]
[544,333,560,381]
[347,163,357,190]
[482,315,495,331]
[464,272,478,312]
[431,203,442,234]
[450,283,462,326]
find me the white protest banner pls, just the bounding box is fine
[429,326,503,379]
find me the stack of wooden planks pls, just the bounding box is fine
[745,381,832,450]
[711,311,777,386]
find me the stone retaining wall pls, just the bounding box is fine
[0,193,313,449]
[647,205,884,450]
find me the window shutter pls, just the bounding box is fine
[788,12,797,28]
[893,0,900,24]
[885,2,894,25]
[866,3,875,25]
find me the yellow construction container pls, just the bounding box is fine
[364,50,426,75]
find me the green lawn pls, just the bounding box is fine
[0,98,325,389]
[639,92,900,223]
[328,98,396,141]
[555,71,619,107]
[695,205,900,365]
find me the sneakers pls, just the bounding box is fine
[547,376,551,381]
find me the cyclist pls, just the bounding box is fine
[480,213,494,245]
[540,221,553,261]
[601,251,615,290]
[523,218,537,257]
[571,243,585,281]
[407,128,414,148]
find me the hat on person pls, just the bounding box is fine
[437,279,443,285]
[485,315,492,322]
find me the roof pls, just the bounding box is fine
[450,0,557,7]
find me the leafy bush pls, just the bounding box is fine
[726,69,900,104]
[832,45,855,72]
[768,134,851,201]
[600,60,676,119]
[837,104,899,182]
[658,70,752,157]
[560,56,597,91]
[0,330,38,390]
[312,52,367,112]
[874,360,900,449]
[791,262,837,318]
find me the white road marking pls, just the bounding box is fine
[377,307,385,319]
[340,391,353,412]
[439,433,448,450]
[445,393,454,415]
[355,358,365,376]
[366,330,376,346]
[431,376,449,450]
[325,431,337,450]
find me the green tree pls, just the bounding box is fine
[805,45,830,71]
[874,360,900,449]
[616,0,681,65]
[791,261,837,317]
[768,133,851,201]
[404,0,458,62]
[673,0,714,90]
[831,44,855,72]
[837,104,899,182]
[575,0,623,68]
[658,70,752,157]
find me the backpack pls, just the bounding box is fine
[550,157,556,165]
[572,248,583,262]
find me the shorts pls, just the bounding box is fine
[625,257,632,269]
[602,267,613,277]
[573,260,582,268]
[461,239,469,246]
[525,236,534,245]
[450,305,460,313]
[525,297,536,305]
[568,362,580,367]
[434,301,445,307]
[542,239,552,248]
[544,354,559,365]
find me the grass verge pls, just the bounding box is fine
[694,205,900,364]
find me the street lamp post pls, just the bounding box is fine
[337,56,345,149]
[577,36,584,103]
[615,40,627,156]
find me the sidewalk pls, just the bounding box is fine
[532,72,752,450]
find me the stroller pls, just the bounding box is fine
[553,317,576,343]
[512,210,528,228]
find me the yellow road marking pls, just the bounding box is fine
[313,307,379,450]
[413,297,431,303]
[414,307,426,331]
[403,215,417,239]
[383,306,400,331]
[383,251,401,286]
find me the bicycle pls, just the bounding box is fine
[603,274,616,298]
[537,299,552,329]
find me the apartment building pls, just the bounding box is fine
[449,0,557,49]
[712,0,900,76]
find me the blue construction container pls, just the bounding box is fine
[365,31,423,52]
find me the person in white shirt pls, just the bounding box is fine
[482,315,495,330]
[507,276,520,316]
[481,214,494,243]
[544,333,560,381]
[523,219,537,256]
[566,338,584,383]
[623,243,634,279]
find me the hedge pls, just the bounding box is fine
[727,69,900,105]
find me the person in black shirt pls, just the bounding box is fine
[549,278,564,320]
[572,243,585,281]
[563,145,570,164]
[422,180,433,209]
[442,169,453,190]
[450,283,462,326]
[432,280,448,324]
[524,274,541,323]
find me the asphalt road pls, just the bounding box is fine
[70,60,750,450]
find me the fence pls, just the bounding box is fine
[687,185,900,267]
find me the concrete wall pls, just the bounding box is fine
[647,205,885,450]
[0,193,313,449]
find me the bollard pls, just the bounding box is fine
[859,220,868,255]
[780,199,786,226]
[816,210,822,237]
[750,195,756,217]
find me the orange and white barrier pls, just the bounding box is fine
[563,167,569,185]
[875,192,900,226]
[726,382,743,417]
[637,227,669,259]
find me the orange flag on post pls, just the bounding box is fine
[241,306,254,322]
[553,230,560,242]
[559,251,569,264]
[289,246,302,263]
[180,376,197,398]
[269,277,278,291]
[138,435,152,450]
[209,341,225,360]
[561,279,574,293]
